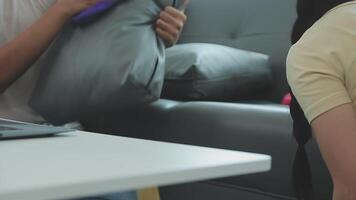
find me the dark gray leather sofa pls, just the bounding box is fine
[83,0,333,199]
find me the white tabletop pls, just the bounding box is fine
[0,131,271,200]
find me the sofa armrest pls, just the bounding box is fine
[81,99,331,199]
[82,100,293,195]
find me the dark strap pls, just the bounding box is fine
[290,91,314,200]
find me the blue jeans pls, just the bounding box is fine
[74,191,137,200]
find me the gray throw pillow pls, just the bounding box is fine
[162,43,272,100]
[30,0,181,125]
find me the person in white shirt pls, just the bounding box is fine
[0,0,187,123]
[0,0,187,200]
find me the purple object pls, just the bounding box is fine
[72,0,121,24]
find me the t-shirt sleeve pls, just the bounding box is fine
[287,22,352,123]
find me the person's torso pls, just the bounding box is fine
[316,1,356,111]
[0,0,54,123]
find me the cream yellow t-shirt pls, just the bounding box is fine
[287,1,356,123]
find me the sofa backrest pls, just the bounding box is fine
[179,0,297,102]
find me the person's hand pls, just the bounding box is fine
[156,6,187,46]
[53,0,100,18]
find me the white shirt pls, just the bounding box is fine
[0,0,55,123]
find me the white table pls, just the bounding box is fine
[0,131,271,200]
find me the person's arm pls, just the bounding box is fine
[0,0,99,92]
[287,15,356,200]
[311,104,356,200]
[155,4,188,46]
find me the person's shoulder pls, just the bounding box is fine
[326,1,356,15]
[293,3,356,50]
[319,2,356,29]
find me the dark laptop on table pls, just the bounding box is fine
[0,118,73,139]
